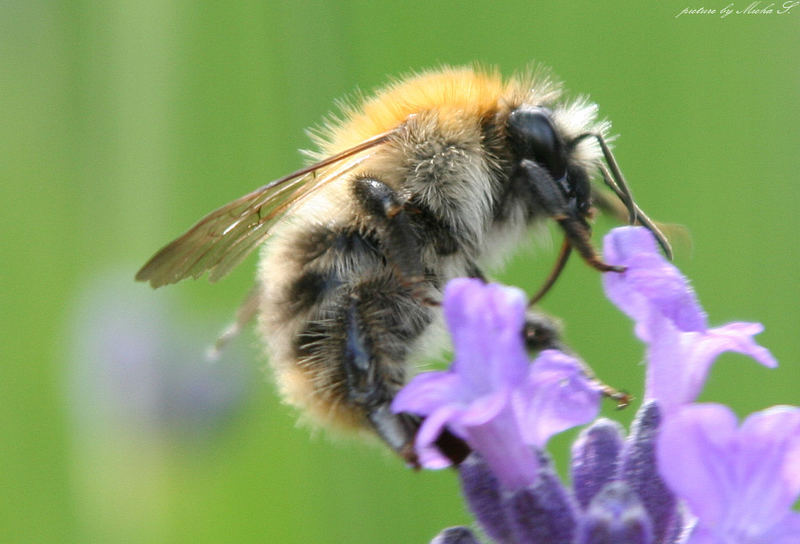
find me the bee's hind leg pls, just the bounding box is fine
[368,406,471,468]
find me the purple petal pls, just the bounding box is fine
[458,389,511,427]
[603,224,660,265]
[392,372,470,470]
[643,315,700,411]
[513,350,601,447]
[395,279,545,482]
[444,279,529,389]
[759,512,800,544]
[684,527,719,544]
[645,318,777,412]
[736,406,800,525]
[681,513,800,544]
[405,385,523,474]
[686,515,800,544]
[391,371,466,415]
[603,227,707,339]
[416,443,453,470]
[658,404,800,542]
[415,403,467,455]
[688,322,777,371]
[463,404,540,490]
[657,404,737,526]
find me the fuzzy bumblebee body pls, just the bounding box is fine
[137,66,669,465]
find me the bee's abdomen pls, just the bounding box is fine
[260,222,434,432]
[280,226,382,316]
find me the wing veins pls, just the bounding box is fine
[136,129,395,287]
[191,155,369,282]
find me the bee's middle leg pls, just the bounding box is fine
[352,177,430,290]
[523,309,564,352]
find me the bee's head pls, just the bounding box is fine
[506,106,592,217]
[505,104,673,263]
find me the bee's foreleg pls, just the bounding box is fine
[518,159,623,273]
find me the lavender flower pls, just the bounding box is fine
[432,404,682,544]
[392,279,601,489]
[430,527,481,544]
[602,227,799,543]
[401,278,676,544]
[577,481,654,544]
[657,404,800,544]
[602,227,777,412]
[67,274,252,442]
[419,227,793,544]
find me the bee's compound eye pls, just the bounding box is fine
[507,108,567,180]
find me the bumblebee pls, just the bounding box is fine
[137,66,669,465]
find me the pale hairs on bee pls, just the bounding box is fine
[137,65,669,466]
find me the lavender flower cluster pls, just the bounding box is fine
[393,227,800,544]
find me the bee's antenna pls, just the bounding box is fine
[573,133,673,260]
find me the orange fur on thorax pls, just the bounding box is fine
[321,67,531,153]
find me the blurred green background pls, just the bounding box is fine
[2,1,798,542]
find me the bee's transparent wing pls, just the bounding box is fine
[136,131,395,288]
